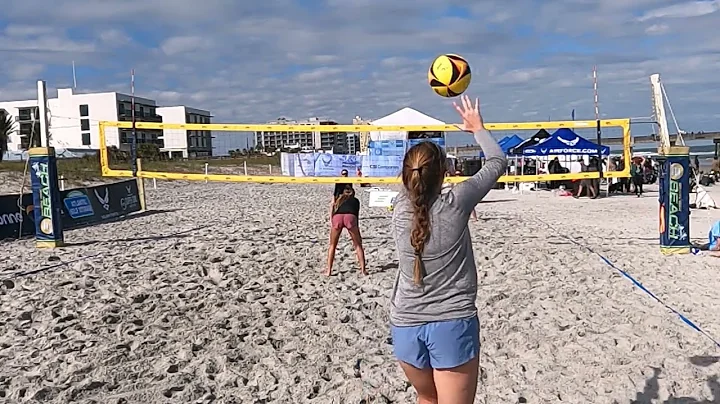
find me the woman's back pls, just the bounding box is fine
[334,196,360,216]
[391,191,477,325]
[390,137,506,327]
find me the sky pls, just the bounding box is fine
[1,0,720,150]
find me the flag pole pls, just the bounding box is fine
[72,61,77,89]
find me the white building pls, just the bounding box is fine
[346,133,361,154]
[0,88,163,154]
[254,117,349,153]
[156,106,212,158]
[352,115,372,153]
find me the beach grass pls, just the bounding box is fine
[0,154,280,182]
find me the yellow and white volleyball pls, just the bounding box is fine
[428,54,471,97]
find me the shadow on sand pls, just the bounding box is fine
[631,357,720,403]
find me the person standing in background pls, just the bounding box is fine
[631,160,644,197]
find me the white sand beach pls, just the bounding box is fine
[1,180,720,403]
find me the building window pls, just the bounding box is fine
[19,122,33,136]
[18,108,33,121]
[81,119,90,131]
[79,104,89,117]
[81,133,91,145]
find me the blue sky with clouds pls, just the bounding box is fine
[1,0,720,136]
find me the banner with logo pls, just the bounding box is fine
[0,193,34,240]
[281,153,365,177]
[313,154,363,176]
[29,148,64,246]
[407,137,445,150]
[293,153,316,177]
[70,179,142,226]
[658,152,691,254]
[362,154,403,177]
[0,179,142,241]
[368,140,406,156]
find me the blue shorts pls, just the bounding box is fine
[391,316,479,369]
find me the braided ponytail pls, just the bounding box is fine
[401,142,446,286]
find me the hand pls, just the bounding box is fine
[453,95,485,133]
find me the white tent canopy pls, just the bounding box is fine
[370,107,445,141]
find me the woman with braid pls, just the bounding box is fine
[390,95,507,403]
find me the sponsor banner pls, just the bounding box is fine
[407,137,445,150]
[546,148,604,155]
[314,153,341,176]
[83,180,142,224]
[0,193,34,240]
[658,154,691,253]
[368,140,406,156]
[281,153,365,177]
[314,154,363,176]
[362,155,403,177]
[293,153,316,177]
[0,179,142,241]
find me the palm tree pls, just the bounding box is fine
[0,109,15,162]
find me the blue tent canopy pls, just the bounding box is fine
[501,135,523,152]
[480,134,523,157]
[522,128,609,156]
[508,129,551,155]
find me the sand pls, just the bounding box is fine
[1,178,720,403]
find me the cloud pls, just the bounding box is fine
[160,36,211,55]
[638,0,720,21]
[644,24,669,35]
[0,0,718,149]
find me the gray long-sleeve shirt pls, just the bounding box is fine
[390,129,507,326]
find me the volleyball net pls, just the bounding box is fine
[98,119,631,184]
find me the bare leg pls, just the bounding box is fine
[325,228,341,276]
[574,184,583,198]
[398,362,438,403]
[433,356,479,404]
[347,226,368,275]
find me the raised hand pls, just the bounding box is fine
[453,94,485,133]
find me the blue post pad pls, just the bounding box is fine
[29,147,64,248]
[658,146,691,254]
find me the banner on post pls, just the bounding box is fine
[658,150,691,254]
[0,179,143,241]
[29,148,64,247]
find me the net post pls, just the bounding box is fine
[130,69,138,177]
[593,66,604,195]
[36,80,51,147]
[30,81,64,248]
[136,158,147,211]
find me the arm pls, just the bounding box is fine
[453,128,507,212]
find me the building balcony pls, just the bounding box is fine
[118,113,163,122]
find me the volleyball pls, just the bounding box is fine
[428,54,471,97]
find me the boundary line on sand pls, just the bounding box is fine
[534,217,720,350]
